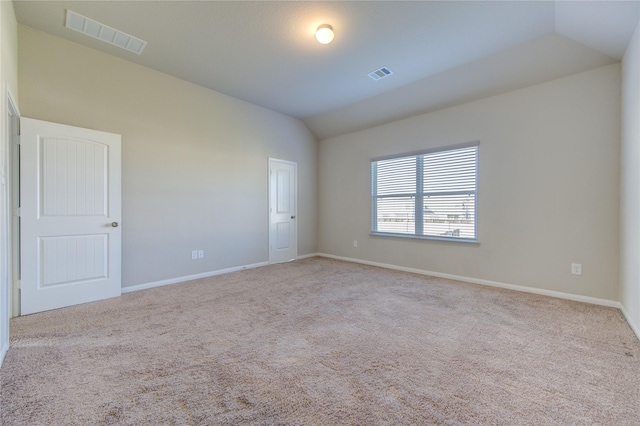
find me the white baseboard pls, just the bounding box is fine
[122,261,269,294]
[0,343,7,369]
[316,253,620,308]
[297,253,319,260]
[122,254,318,294]
[620,304,640,341]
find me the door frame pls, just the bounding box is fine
[8,90,19,319]
[268,158,297,263]
[1,86,19,366]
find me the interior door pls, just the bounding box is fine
[269,158,297,263]
[20,118,121,315]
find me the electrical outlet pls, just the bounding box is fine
[191,250,198,260]
[571,263,582,275]
[198,250,204,259]
[353,240,358,248]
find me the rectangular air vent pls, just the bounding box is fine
[368,67,393,81]
[65,10,147,55]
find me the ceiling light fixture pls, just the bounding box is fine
[315,24,334,45]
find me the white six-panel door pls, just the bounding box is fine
[20,118,121,315]
[269,158,297,263]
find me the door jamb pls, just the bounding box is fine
[7,88,19,318]
[1,86,19,366]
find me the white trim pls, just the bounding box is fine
[1,86,19,368]
[620,304,640,341]
[317,253,620,308]
[0,342,7,368]
[8,87,19,319]
[121,261,269,294]
[297,253,319,260]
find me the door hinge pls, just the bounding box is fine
[15,280,20,290]
[13,207,20,217]
[14,135,20,145]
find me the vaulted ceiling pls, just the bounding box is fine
[13,1,640,139]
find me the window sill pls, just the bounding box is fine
[370,232,480,245]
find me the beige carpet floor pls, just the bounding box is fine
[1,257,639,425]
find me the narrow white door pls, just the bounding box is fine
[269,158,297,263]
[20,118,121,315]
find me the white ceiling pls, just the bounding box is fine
[12,1,640,140]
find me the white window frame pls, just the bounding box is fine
[371,141,479,242]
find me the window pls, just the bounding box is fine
[371,142,478,241]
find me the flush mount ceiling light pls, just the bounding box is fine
[315,24,334,44]
[65,10,147,54]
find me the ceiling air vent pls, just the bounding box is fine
[368,67,393,81]
[65,10,147,55]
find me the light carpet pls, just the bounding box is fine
[1,257,639,425]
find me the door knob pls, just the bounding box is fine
[291,216,296,219]
[111,222,119,227]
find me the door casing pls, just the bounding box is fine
[1,87,18,365]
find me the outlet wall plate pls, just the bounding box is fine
[571,263,582,275]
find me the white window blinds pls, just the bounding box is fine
[372,143,478,241]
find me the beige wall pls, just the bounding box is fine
[319,63,621,301]
[1,1,17,100]
[18,25,318,288]
[621,20,640,334]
